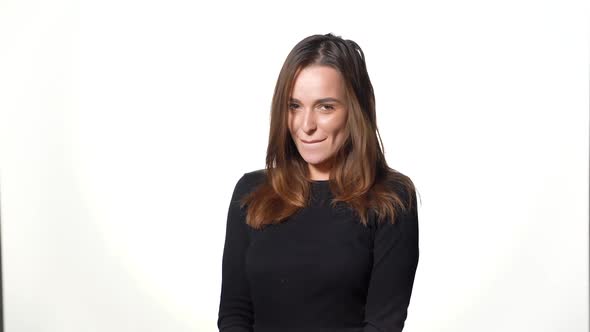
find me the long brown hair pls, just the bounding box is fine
[241,32,418,230]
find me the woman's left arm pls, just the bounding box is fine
[363,189,420,332]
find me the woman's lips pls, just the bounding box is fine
[301,138,326,144]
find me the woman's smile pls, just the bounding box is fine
[301,138,327,144]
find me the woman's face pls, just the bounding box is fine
[287,65,348,180]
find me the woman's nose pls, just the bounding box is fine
[301,109,317,132]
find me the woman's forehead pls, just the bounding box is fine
[290,66,345,100]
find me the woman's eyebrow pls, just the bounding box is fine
[289,97,342,104]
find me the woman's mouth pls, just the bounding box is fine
[301,138,326,144]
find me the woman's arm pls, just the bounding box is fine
[363,189,420,332]
[217,173,254,332]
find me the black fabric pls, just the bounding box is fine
[218,169,419,332]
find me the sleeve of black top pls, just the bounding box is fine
[217,173,254,332]
[363,189,420,332]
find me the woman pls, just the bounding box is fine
[217,33,420,332]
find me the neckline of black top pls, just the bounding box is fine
[310,180,331,201]
[310,180,330,188]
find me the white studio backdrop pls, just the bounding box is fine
[0,0,588,331]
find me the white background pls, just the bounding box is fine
[0,0,588,331]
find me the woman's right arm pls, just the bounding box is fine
[217,173,254,332]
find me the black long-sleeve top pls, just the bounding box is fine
[217,169,419,332]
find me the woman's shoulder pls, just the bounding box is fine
[381,169,417,208]
[242,168,267,186]
[233,168,268,195]
[244,168,267,180]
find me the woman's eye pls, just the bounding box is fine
[288,103,334,111]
